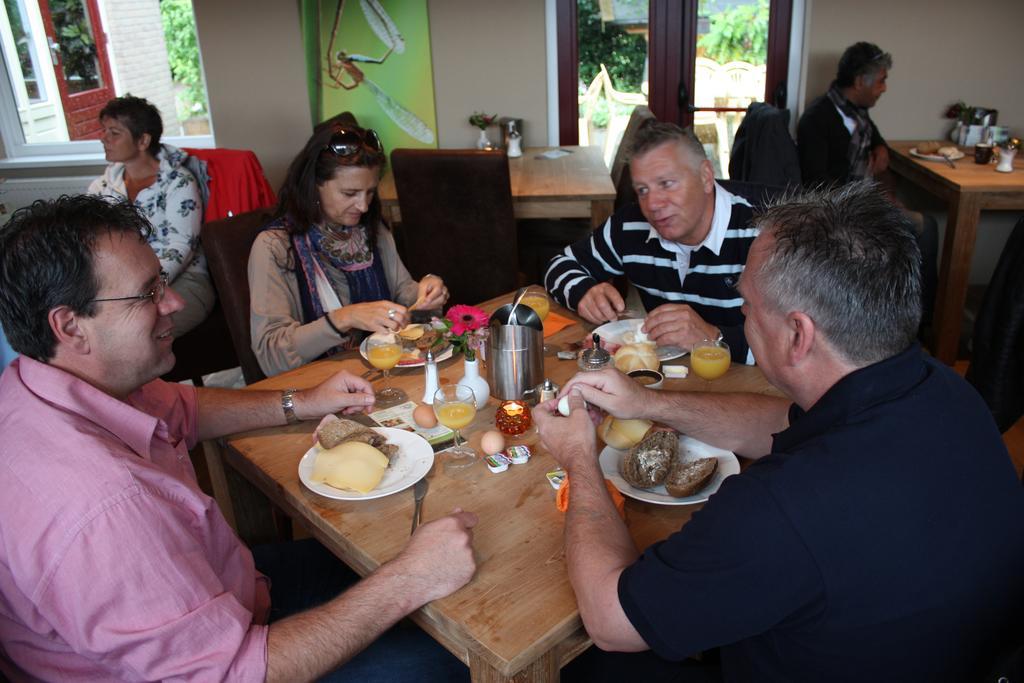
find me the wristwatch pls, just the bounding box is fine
[281,388,300,425]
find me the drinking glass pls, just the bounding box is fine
[433,385,478,469]
[690,339,731,382]
[366,336,407,406]
[519,286,552,353]
[519,287,551,323]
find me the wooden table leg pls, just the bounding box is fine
[469,650,558,683]
[590,199,613,229]
[932,193,981,365]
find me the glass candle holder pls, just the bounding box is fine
[495,399,532,435]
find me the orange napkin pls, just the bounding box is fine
[556,475,626,519]
[543,311,577,338]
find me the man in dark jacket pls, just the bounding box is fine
[797,42,937,330]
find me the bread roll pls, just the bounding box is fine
[317,418,398,461]
[599,415,653,450]
[664,457,717,497]
[620,430,677,489]
[937,146,959,158]
[917,141,941,154]
[613,342,659,373]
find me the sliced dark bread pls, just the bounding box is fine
[664,457,718,498]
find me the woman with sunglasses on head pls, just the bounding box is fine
[88,95,213,336]
[249,121,448,377]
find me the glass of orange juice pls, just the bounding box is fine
[519,286,552,352]
[433,385,478,469]
[366,336,407,406]
[520,287,550,323]
[690,339,731,382]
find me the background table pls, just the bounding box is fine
[888,141,1024,364]
[218,294,782,682]
[378,146,615,229]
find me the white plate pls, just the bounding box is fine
[909,147,965,162]
[298,427,434,501]
[592,319,686,361]
[599,434,740,506]
[359,337,453,368]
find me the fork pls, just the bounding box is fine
[410,477,429,535]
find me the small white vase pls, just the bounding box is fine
[476,129,492,150]
[457,356,490,408]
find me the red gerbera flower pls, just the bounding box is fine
[446,304,489,336]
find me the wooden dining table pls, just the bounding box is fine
[217,293,783,682]
[378,145,616,229]
[887,140,1024,364]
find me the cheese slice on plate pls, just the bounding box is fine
[312,441,390,493]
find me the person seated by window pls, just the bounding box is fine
[249,122,448,377]
[88,95,213,336]
[797,43,938,332]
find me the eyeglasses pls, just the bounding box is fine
[92,275,168,305]
[324,128,383,157]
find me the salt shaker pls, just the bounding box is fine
[421,350,439,404]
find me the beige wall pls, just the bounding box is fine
[191,0,310,190]
[192,0,548,189]
[427,0,548,149]
[801,0,1024,283]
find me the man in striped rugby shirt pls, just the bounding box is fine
[544,120,759,363]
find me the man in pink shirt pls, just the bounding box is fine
[0,195,477,681]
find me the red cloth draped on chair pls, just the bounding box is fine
[183,147,277,222]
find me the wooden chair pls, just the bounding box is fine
[612,105,657,211]
[390,149,522,304]
[200,209,274,385]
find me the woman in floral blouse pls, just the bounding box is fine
[88,95,213,336]
[248,120,449,377]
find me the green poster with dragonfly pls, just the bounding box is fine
[302,0,438,150]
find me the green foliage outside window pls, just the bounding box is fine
[160,0,207,118]
[577,0,646,95]
[698,0,769,65]
[49,0,100,92]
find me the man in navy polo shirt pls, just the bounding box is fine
[537,181,1024,682]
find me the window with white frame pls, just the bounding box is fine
[0,0,212,160]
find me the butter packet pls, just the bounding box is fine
[486,454,511,473]
[662,365,689,379]
[546,468,566,490]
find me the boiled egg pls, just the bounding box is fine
[412,403,438,429]
[480,430,506,456]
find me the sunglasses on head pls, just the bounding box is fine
[324,128,383,157]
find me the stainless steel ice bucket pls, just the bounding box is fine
[486,303,544,400]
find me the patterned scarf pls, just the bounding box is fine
[290,222,392,351]
[827,82,873,180]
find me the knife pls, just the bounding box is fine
[410,477,429,535]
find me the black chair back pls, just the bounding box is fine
[967,216,1024,432]
[390,149,519,305]
[200,209,274,385]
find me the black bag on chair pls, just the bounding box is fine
[966,217,1024,433]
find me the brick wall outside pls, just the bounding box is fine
[101,0,183,136]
